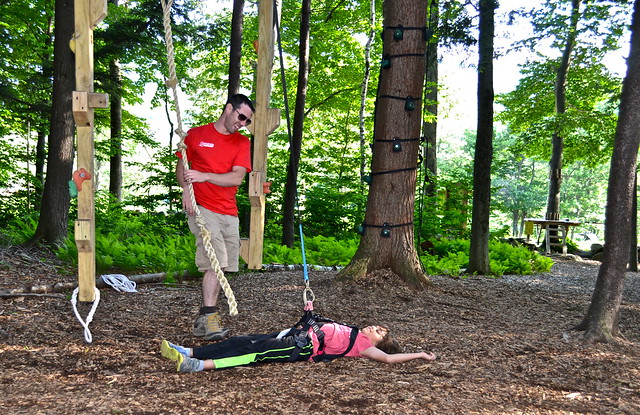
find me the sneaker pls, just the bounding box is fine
[202,311,230,341]
[161,340,189,361]
[177,354,203,373]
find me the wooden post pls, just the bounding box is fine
[72,0,108,301]
[244,0,280,269]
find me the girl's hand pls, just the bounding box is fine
[422,352,436,361]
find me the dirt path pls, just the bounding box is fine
[1,248,639,414]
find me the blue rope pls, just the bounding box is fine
[299,223,309,283]
[276,3,309,289]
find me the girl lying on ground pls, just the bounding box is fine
[161,321,436,372]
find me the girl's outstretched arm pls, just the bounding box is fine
[361,347,436,364]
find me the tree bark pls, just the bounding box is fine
[281,0,311,247]
[574,0,640,343]
[109,60,123,201]
[467,0,496,275]
[339,0,430,288]
[26,0,75,247]
[228,0,245,97]
[629,169,638,271]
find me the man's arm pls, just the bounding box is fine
[183,165,247,187]
[176,159,195,215]
[176,158,188,188]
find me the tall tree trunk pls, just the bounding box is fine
[281,0,311,247]
[423,0,438,196]
[26,0,75,247]
[109,59,123,201]
[546,0,581,221]
[467,0,496,274]
[228,0,245,96]
[35,129,46,201]
[574,0,640,343]
[339,0,430,288]
[359,0,376,193]
[630,169,638,271]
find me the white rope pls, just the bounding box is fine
[101,274,138,293]
[70,287,100,343]
[160,0,238,316]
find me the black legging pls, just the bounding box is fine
[191,329,313,369]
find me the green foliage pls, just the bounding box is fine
[488,241,554,276]
[420,238,554,277]
[421,250,469,276]
[565,238,579,252]
[0,214,39,246]
[3,209,552,280]
[56,202,197,275]
[304,235,359,266]
[497,48,622,167]
[263,235,359,267]
[416,175,472,241]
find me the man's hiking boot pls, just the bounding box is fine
[193,311,229,341]
[192,314,206,337]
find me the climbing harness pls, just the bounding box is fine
[160,0,238,316]
[70,287,100,343]
[289,301,359,363]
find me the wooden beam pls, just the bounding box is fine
[247,0,280,270]
[73,0,109,302]
[73,91,110,126]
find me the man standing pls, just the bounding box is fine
[176,94,254,340]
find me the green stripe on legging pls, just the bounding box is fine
[213,343,313,369]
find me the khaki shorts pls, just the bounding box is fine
[188,207,240,272]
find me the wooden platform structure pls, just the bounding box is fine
[524,218,582,254]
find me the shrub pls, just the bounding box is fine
[420,238,553,277]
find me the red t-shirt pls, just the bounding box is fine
[308,323,374,359]
[176,123,252,216]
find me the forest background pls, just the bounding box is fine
[0,0,634,277]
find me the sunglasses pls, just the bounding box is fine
[233,107,252,125]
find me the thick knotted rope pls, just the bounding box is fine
[160,0,238,316]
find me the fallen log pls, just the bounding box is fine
[0,271,192,297]
[0,264,340,298]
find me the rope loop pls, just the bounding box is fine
[70,287,100,343]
